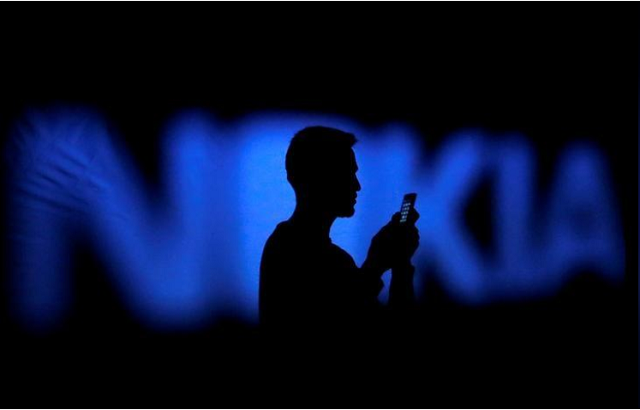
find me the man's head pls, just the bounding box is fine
[286,126,361,217]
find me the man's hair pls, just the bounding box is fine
[286,126,357,190]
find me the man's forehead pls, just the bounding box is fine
[343,149,358,171]
[350,149,358,171]
[326,148,358,172]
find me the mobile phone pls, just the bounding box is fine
[399,193,417,224]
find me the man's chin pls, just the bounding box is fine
[337,206,356,218]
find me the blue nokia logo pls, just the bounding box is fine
[4,108,624,332]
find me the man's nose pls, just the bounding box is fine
[355,177,361,192]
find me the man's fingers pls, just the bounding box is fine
[407,208,420,224]
[408,228,419,244]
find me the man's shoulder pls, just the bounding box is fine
[329,243,358,268]
[265,220,292,242]
[263,221,296,254]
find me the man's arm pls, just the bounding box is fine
[363,209,420,309]
[389,262,415,310]
[359,258,386,299]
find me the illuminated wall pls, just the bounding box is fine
[4,107,625,332]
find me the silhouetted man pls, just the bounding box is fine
[259,126,419,337]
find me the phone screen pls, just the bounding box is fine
[399,193,417,224]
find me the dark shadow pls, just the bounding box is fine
[259,126,420,343]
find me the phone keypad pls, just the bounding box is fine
[400,202,411,222]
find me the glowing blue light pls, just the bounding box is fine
[545,143,625,283]
[3,107,626,331]
[415,131,489,303]
[236,115,421,308]
[491,136,540,299]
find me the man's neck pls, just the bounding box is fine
[290,205,336,241]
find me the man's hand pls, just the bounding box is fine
[363,209,420,275]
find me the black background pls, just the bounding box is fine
[0,5,638,408]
